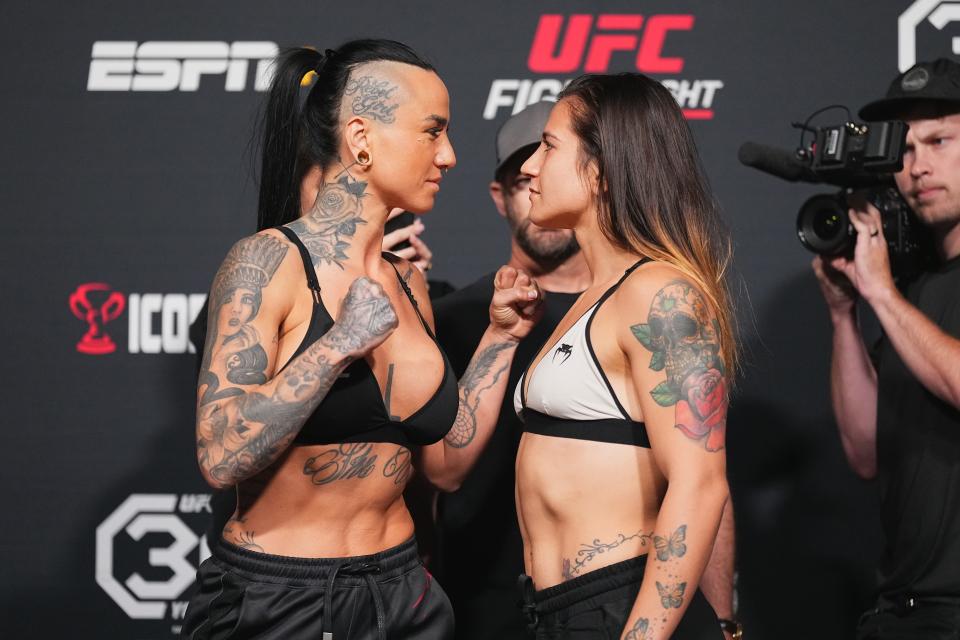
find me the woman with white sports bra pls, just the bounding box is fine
[513,73,737,639]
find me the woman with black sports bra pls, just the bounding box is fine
[512,74,738,639]
[182,41,542,640]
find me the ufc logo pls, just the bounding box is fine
[88,41,278,91]
[528,14,694,74]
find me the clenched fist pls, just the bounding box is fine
[326,277,398,357]
[489,266,544,341]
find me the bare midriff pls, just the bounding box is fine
[221,445,415,558]
[515,433,666,589]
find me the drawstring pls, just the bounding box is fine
[321,560,344,640]
[321,560,386,640]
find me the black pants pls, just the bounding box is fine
[856,594,960,639]
[518,555,723,640]
[181,537,453,640]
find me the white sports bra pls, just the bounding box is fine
[514,259,651,447]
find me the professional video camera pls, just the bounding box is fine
[739,108,933,274]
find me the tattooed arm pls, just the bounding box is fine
[195,232,397,489]
[414,265,543,492]
[614,271,730,640]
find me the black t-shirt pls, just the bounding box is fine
[874,255,960,598]
[432,272,580,638]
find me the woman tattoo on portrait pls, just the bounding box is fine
[197,277,395,488]
[288,177,368,270]
[630,280,727,451]
[561,531,653,581]
[199,234,288,405]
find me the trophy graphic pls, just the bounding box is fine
[69,283,126,355]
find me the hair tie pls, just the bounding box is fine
[300,70,318,88]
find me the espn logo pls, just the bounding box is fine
[87,41,278,92]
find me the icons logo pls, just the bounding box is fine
[70,283,126,354]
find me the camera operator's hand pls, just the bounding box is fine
[829,197,897,304]
[812,255,858,316]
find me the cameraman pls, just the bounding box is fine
[813,58,960,638]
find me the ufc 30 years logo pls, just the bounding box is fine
[96,494,212,621]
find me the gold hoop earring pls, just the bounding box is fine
[357,150,370,165]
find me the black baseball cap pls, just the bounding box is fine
[859,58,960,121]
[494,100,554,178]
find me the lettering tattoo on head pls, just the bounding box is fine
[630,280,727,452]
[344,75,400,123]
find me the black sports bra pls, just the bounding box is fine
[275,226,458,449]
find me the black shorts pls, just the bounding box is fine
[518,554,723,640]
[181,537,453,640]
[856,594,960,640]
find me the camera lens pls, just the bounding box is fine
[797,194,853,255]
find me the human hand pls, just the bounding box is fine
[812,254,858,317]
[383,208,433,273]
[489,266,544,341]
[325,277,398,358]
[829,197,896,304]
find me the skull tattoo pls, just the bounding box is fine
[631,280,727,451]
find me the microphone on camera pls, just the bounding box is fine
[737,142,820,183]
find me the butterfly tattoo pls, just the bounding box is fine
[654,524,687,561]
[656,581,686,609]
[624,617,650,640]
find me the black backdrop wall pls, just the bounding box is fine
[2,1,952,637]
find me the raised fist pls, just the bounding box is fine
[489,266,544,341]
[326,277,398,357]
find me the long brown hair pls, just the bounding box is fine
[559,73,738,377]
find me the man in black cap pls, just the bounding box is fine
[812,58,960,639]
[433,102,739,640]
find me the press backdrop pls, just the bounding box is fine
[2,1,953,637]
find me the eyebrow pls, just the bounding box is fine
[424,114,449,128]
[542,130,559,142]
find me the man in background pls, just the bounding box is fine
[813,58,960,639]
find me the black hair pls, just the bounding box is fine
[256,40,435,231]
